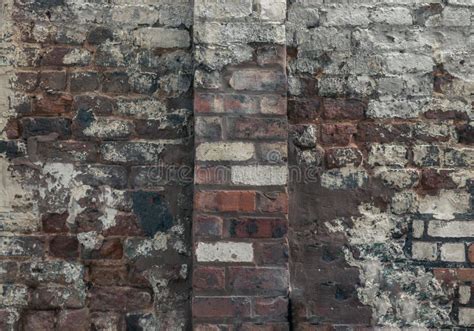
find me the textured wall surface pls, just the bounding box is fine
[0,0,472,330]
[1,0,193,329]
[287,0,473,328]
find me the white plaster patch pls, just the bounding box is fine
[196,142,255,161]
[231,165,287,186]
[418,190,470,220]
[196,241,254,262]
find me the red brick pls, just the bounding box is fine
[321,123,356,146]
[433,268,474,284]
[322,98,366,120]
[88,264,128,286]
[33,93,74,114]
[91,312,123,331]
[4,119,20,139]
[227,267,289,294]
[194,93,223,113]
[257,192,288,214]
[192,297,251,318]
[225,218,287,239]
[70,72,100,92]
[193,267,225,291]
[254,297,288,319]
[240,323,289,331]
[49,235,79,259]
[227,118,287,140]
[89,287,152,311]
[194,191,256,213]
[194,215,223,238]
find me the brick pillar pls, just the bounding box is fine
[192,0,289,329]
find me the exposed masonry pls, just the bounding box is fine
[0,0,472,330]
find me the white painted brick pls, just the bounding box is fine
[231,165,287,186]
[440,243,465,262]
[459,308,474,326]
[385,53,434,74]
[133,28,190,48]
[368,144,408,166]
[321,168,368,189]
[412,241,437,261]
[195,0,252,19]
[324,6,370,27]
[196,242,254,262]
[196,142,255,161]
[418,190,470,220]
[412,220,425,239]
[428,221,474,238]
[370,7,413,25]
[442,7,471,26]
[460,285,471,305]
[257,0,286,22]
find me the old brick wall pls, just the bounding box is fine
[287,0,473,329]
[0,0,472,330]
[1,0,193,329]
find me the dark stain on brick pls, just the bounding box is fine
[132,191,174,237]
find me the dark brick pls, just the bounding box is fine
[40,71,67,91]
[102,72,130,93]
[193,267,225,291]
[57,309,90,331]
[192,297,251,319]
[14,71,38,92]
[49,236,79,259]
[41,47,91,66]
[42,213,69,233]
[70,72,100,92]
[73,95,115,115]
[88,264,128,286]
[325,147,363,168]
[36,141,98,163]
[87,27,114,44]
[227,267,288,294]
[30,286,85,309]
[225,218,288,239]
[227,117,287,140]
[194,215,223,238]
[135,117,189,139]
[322,98,366,120]
[321,123,356,146]
[255,297,288,320]
[21,117,71,139]
[89,287,152,311]
[457,123,474,145]
[103,213,144,237]
[21,311,56,330]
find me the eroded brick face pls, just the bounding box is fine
[0,0,472,330]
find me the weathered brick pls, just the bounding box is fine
[57,309,90,331]
[322,98,366,120]
[229,70,286,92]
[368,144,407,167]
[133,27,190,48]
[413,145,441,167]
[74,165,128,189]
[231,165,287,186]
[21,117,71,139]
[227,118,287,140]
[41,47,91,66]
[440,243,465,262]
[70,72,100,92]
[227,267,289,294]
[21,311,56,330]
[89,287,152,311]
[321,123,356,146]
[257,192,288,214]
[102,72,130,93]
[0,236,44,257]
[40,71,67,91]
[325,147,362,169]
[225,218,287,239]
[412,241,437,261]
[193,297,252,319]
[255,297,288,319]
[14,71,38,92]
[428,221,474,238]
[193,267,225,291]
[49,236,79,259]
[194,215,224,238]
[36,141,98,163]
[196,142,255,162]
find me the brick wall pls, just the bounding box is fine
[0,0,472,330]
[1,0,193,329]
[287,0,473,328]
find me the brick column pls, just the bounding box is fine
[192,0,289,329]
